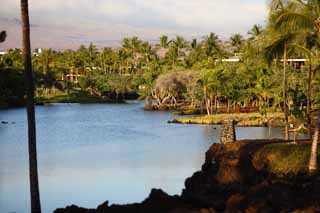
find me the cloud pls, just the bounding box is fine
[0,0,268,49]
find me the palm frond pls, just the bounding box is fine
[291,43,313,58]
[276,11,314,32]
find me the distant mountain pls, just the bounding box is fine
[0,17,123,50]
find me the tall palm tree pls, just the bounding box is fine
[270,0,320,171]
[267,0,305,140]
[20,0,41,212]
[264,29,296,140]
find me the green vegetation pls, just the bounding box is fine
[35,91,117,104]
[253,143,320,177]
[0,67,25,108]
[170,112,285,127]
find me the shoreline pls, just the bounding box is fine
[168,112,287,127]
[0,92,128,110]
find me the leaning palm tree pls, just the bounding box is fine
[20,0,41,212]
[309,111,319,173]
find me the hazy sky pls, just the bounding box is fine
[0,0,268,49]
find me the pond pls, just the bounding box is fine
[0,101,305,212]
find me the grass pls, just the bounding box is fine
[170,112,286,127]
[36,91,119,104]
[252,143,320,177]
[170,106,201,115]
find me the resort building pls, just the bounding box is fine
[280,58,308,69]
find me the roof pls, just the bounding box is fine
[280,59,308,62]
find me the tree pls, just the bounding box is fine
[264,2,299,140]
[167,36,188,67]
[248,24,263,40]
[309,111,320,173]
[203,32,221,57]
[191,38,197,50]
[271,0,319,138]
[140,41,154,64]
[270,0,320,169]
[230,33,244,53]
[154,71,194,107]
[20,0,41,212]
[159,35,170,48]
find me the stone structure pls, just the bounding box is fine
[220,119,236,144]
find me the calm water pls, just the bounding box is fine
[0,101,306,212]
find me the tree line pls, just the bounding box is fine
[1,24,319,124]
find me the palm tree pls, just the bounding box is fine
[266,0,304,140]
[230,33,244,53]
[203,32,221,57]
[248,24,263,40]
[20,0,41,212]
[140,41,154,64]
[159,35,170,48]
[264,30,295,140]
[309,111,320,173]
[270,0,320,170]
[172,36,188,51]
[167,36,188,67]
[191,38,197,50]
[272,0,319,138]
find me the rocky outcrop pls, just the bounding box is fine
[55,140,320,213]
[183,140,320,212]
[55,189,211,213]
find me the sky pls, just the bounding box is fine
[0,0,268,49]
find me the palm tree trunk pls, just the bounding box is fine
[206,99,211,115]
[283,43,289,140]
[309,111,320,174]
[21,0,41,212]
[307,62,312,139]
